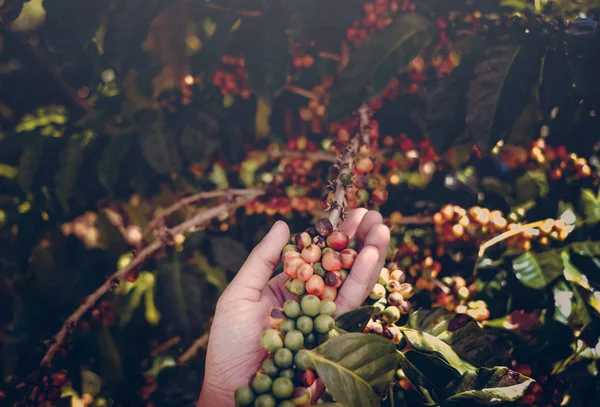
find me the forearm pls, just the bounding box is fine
[197,380,233,407]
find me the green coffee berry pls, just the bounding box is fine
[300,295,321,317]
[369,283,386,300]
[296,316,313,335]
[304,332,316,348]
[272,377,294,399]
[254,393,276,407]
[277,401,295,407]
[314,314,335,334]
[261,329,283,352]
[319,299,336,316]
[284,330,304,351]
[283,300,301,319]
[289,278,306,296]
[274,348,293,368]
[235,386,255,406]
[279,369,295,380]
[252,374,272,394]
[291,387,311,405]
[313,262,327,279]
[279,319,295,336]
[261,358,279,378]
[294,349,313,370]
[382,306,401,324]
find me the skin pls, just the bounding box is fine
[197,209,390,406]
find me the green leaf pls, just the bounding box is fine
[399,328,476,375]
[97,133,132,191]
[466,38,544,151]
[407,308,512,368]
[308,333,400,407]
[178,112,220,165]
[56,132,94,212]
[580,188,600,225]
[444,367,533,405]
[553,281,591,327]
[515,169,549,204]
[209,236,248,274]
[397,351,444,404]
[405,350,461,390]
[136,109,181,175]
[335,306,376,333]
[18,136,44,194]
[512,251,563,290]
[327,13,436,121]
[242,10,291,104]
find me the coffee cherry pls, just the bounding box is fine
[320,285,336,301]
[382,306,401,324]
[325,271,344,288]
[320,299,337,316]
[254,393,276,407]
[305,274,325,296]
[272,377,294,399]
[327,231,349,250]
[370,283,386,300]
[274,348,294,368]
[261,329,283,352]
[301,295,321,316]
[283,300,301,319]
[289,278,306,296]
[279,369,295,380]
[313,235,326,249]
[269,308,286,329]
[386,280,401,292]
[282,244,299,254]
[378,268,390,285]
[399,301,411,314]
[373,299,386,315]
[279,319,295,336]
[304,332,317,347]
[295,232,312,250]
[322,251,343,272]
[291,387,311,406]
[297,369,316,387]
[301,245,321,264]
[370,321,384,335]
[314,314,335,334]
[340,248,358,269]
[50,371,68,387]
[261,358,280,378]
[313,262,327,278]
[277,401,295,407]
[383,326,402,344]
[390,269,406,283]
[252,374,273,394]
[315,218,334,236]
[388,292,404,307]
[284,330,304,351]
[235,386,255,406]
[398,283,414,299]
[297,263,315,282]
[340,172,353,185]
[296,316,314,335]
[294,349,313,370]
[284,257,304,278]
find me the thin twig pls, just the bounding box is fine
[400,215,434,225]
[151,336,181,357]
[200,2,261,17]
[178,331,210,364]
[328,103,370,228]
[270,149,337,163]
[284,84,318,100]
[40,190,263,367]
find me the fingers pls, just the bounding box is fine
[226,221,290,302]
[334,223,390,316]
[354,210,384,244]
[338,208,368,238]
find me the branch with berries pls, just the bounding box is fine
[40,189,264,367]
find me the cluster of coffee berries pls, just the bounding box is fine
[283,218,357,300]
[8,370,68,407]
[364,265,413,343]
[60,211,100,248]
[433,205,573,251]
[346,1,414,46]
[212,55,252,99]
[234,296,336,406]
[299,77,335,129]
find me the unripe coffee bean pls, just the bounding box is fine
[261,329,283,352]
[398,283,414,299]
[369,283,386,300]
[278,401,295,407]
[294,349,313,370]
[261,358,279,378]
[326,231,349,250]
[390,269,406,283]
[280,369,295,379]
[378,268,390,285]
[254,393,276,407]
[252,373,272,394]
[274,348,293,368]
[315,218,334,237]
[314,314,335,334]
[272,377,294,400]
[382,306,401,324]
[289,278,306,296]
[282,244,299,254]
[296,316,314,335]
[284,330,304,351]
[304,332,316,348]
[291,387,311,406]
[283,300,301,319]
[300,295,321,316]
[235,386,255,406]
[319,299,336,316]
[386,280,401,293]
[279,319,295,336]
[313,262,327,279]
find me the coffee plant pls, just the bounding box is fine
[2,0,600,406]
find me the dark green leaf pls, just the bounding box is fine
[444,367,534,405]
[309,333,400,407]
[97,133,132,191]
[553,281,591,327]
[17,136,44,194]
[538,37,572,117]
[512,251,563,290]
[136,109,181,175]
[405,350,461,390]
[209,236,248,274]
[328,13,436,121]
[514,170,549,204]
[56,133,94,212]
[242,10,291,104]
[580,188,600,226]
[466,38,544,151]
[179,112,220,164]
[335,306,376,333]
[397,351,444,405]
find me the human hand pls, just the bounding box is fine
[197,209,390,406]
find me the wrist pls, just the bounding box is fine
[197,379,232,407]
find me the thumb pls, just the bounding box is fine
[227,220,290,301]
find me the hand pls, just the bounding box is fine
[197,209,390,406]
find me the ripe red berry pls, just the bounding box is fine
[301,245,322,264]
[325,271,344,288]
[340,248,357,269]
[297,263,314,282]
[322,251,342,272]
[327,231,349,250]
[297,369,316,387]
[305,275,325,296]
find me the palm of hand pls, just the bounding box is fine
[200,209,390,405]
